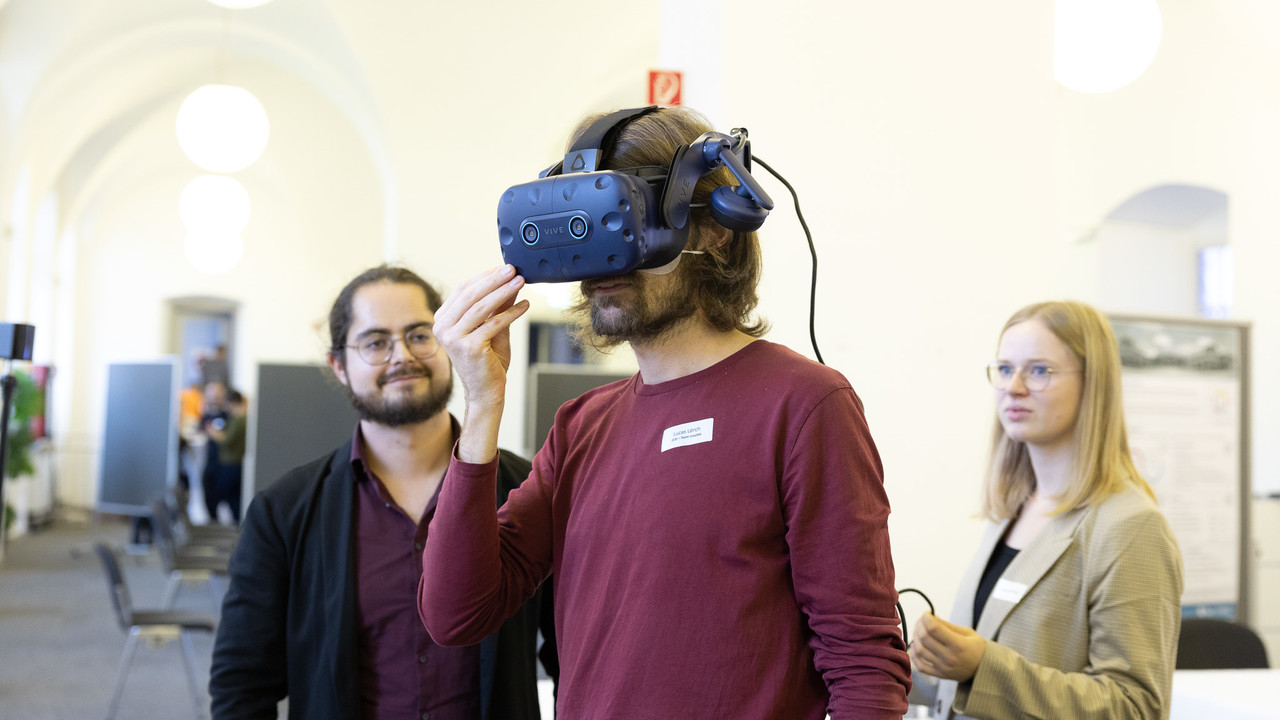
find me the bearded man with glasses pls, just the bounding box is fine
[211,265,556,720]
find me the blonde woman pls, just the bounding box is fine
[911,301,1183,719]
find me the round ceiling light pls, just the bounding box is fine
[1054,0,1163,93]
[176,84,270,173]
[179,175,251,233]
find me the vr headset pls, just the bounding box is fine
[497,106,774,283]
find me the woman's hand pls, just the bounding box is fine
[909,613,987,682]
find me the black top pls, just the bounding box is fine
[973,541,1020,626]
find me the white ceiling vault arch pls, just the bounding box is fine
[1,2,399,263]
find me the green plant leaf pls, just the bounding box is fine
[3,370,42,479]
[3,426,35,479]
[10,371,42,421]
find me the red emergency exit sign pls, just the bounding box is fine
[648,70,683,106]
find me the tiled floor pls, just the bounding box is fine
[0,514,558,720]
[0,515,217,719]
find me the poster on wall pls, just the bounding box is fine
[1111,316,1248,621]
[26,365,52,439]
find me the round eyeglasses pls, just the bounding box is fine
[986,362,1080,392]
[347,329,440,365]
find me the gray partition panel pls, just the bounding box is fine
[96,359,180,515]
[250,363,360,495]
[525,363,633,455]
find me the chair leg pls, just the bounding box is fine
[163,571,182,608]
[106,628,141,720]
[179,630,206,719]
[207,574,224,616]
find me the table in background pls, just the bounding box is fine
[1171,669,1280,720]
[536,673,1280,719]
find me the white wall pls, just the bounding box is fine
[1094,220,1201,318]
[718,0,1059,614]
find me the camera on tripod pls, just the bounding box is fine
[1,323,35,362]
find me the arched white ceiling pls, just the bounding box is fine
[1,0,396,250]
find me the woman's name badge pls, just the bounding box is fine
[992,578,1029,604]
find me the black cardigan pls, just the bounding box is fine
[209,439,554,720]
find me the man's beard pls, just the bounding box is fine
[344,366,453,427]
[579,264,699,346]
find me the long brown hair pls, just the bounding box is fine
[982,300,1154,520]
[566,107,768,349]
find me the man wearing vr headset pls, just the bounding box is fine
[420,107,910,718]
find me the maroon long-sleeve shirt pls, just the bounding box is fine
[420,341,909,718]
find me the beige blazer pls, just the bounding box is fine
[932,486,1183,720]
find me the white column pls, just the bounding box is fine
[5,169,32,321]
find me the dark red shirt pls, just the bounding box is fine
[352,425,481,720]
[421,341,910,719]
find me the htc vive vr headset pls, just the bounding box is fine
[497,106,774,283]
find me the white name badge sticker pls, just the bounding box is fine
[661,418,714,453]
[991,578,1029,604]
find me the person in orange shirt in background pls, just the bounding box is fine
[180,381,204,432]
[177,380,205,508]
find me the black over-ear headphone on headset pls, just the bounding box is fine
[496,106,774,283]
